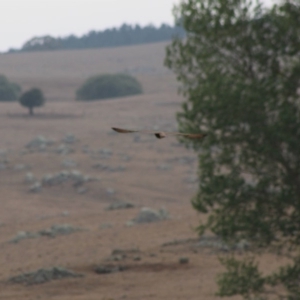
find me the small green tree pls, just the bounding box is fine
[165,0,300,299]
[0,75,21,101]
[76,73,142,100]
[19,88,45,115]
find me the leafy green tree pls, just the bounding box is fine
[19,88,45,115]
[76,73,142,100]
[165,0,300,299]
[0,75,21,101]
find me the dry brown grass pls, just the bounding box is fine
[0,42,284,300]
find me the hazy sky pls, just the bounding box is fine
[1,0,275,52]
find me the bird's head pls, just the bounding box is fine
[155,132,166,139]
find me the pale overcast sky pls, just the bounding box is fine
[1,0,275,52]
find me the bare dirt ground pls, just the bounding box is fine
[0,42,285,300]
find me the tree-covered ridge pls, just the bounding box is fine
[9,23,185,53]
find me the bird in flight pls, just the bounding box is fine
[112,127,207,139]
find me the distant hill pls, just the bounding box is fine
[8,23,185,53]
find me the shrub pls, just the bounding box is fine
[0,75,21,101]
[19,88,45,115]
[76,73,142,101]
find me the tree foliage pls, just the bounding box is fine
[165,0,300,299]
[9,24,185,53]
[76,73,143,101]
[0,75,21,101]
[19,88,45,115]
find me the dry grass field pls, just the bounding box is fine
[0,42,284,300]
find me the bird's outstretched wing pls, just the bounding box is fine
[111,127,138,134]
[170,132,207,139]
[112,127,206,139]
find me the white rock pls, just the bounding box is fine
[24,172,35,183]
[29,181,42,193]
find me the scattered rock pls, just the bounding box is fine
[133,256,141,261]
[10,231,39,243]
[42,174,54,185]
[195,235,250,252]
[127,207,169,225]
[19,150,28,155]
[106,188,115,196]
[120,154,131,162]
[77,187,87,194]
[100,223,113,229]
[157,164,172,171]
[14,164,29,171]
[93,163,125,172]
[42,170,92,187]
[167,156,196,165]
[92,163,109,170]
[10,224,83,243]
[61,159,77,168]
[55,144,74,155]
[9,267,83,285]
[81,145,90,154]
[196,235,230,251]
[98,148,112,159]
[108,248,141,262]
[26,136,53,151]
[162,238,197,247]
[0,156,9,164]
[24,172,35,183]
[38,224,82,237]
[0,152,9,169]
[106,201,134,211]
[29,181,42,193]
[94,264,126,274]
[0,163,7,170]
[69,169,82,180]
[62,134,77,144]
[179,257,189,264]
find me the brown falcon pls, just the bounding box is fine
[112,127,207,139]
